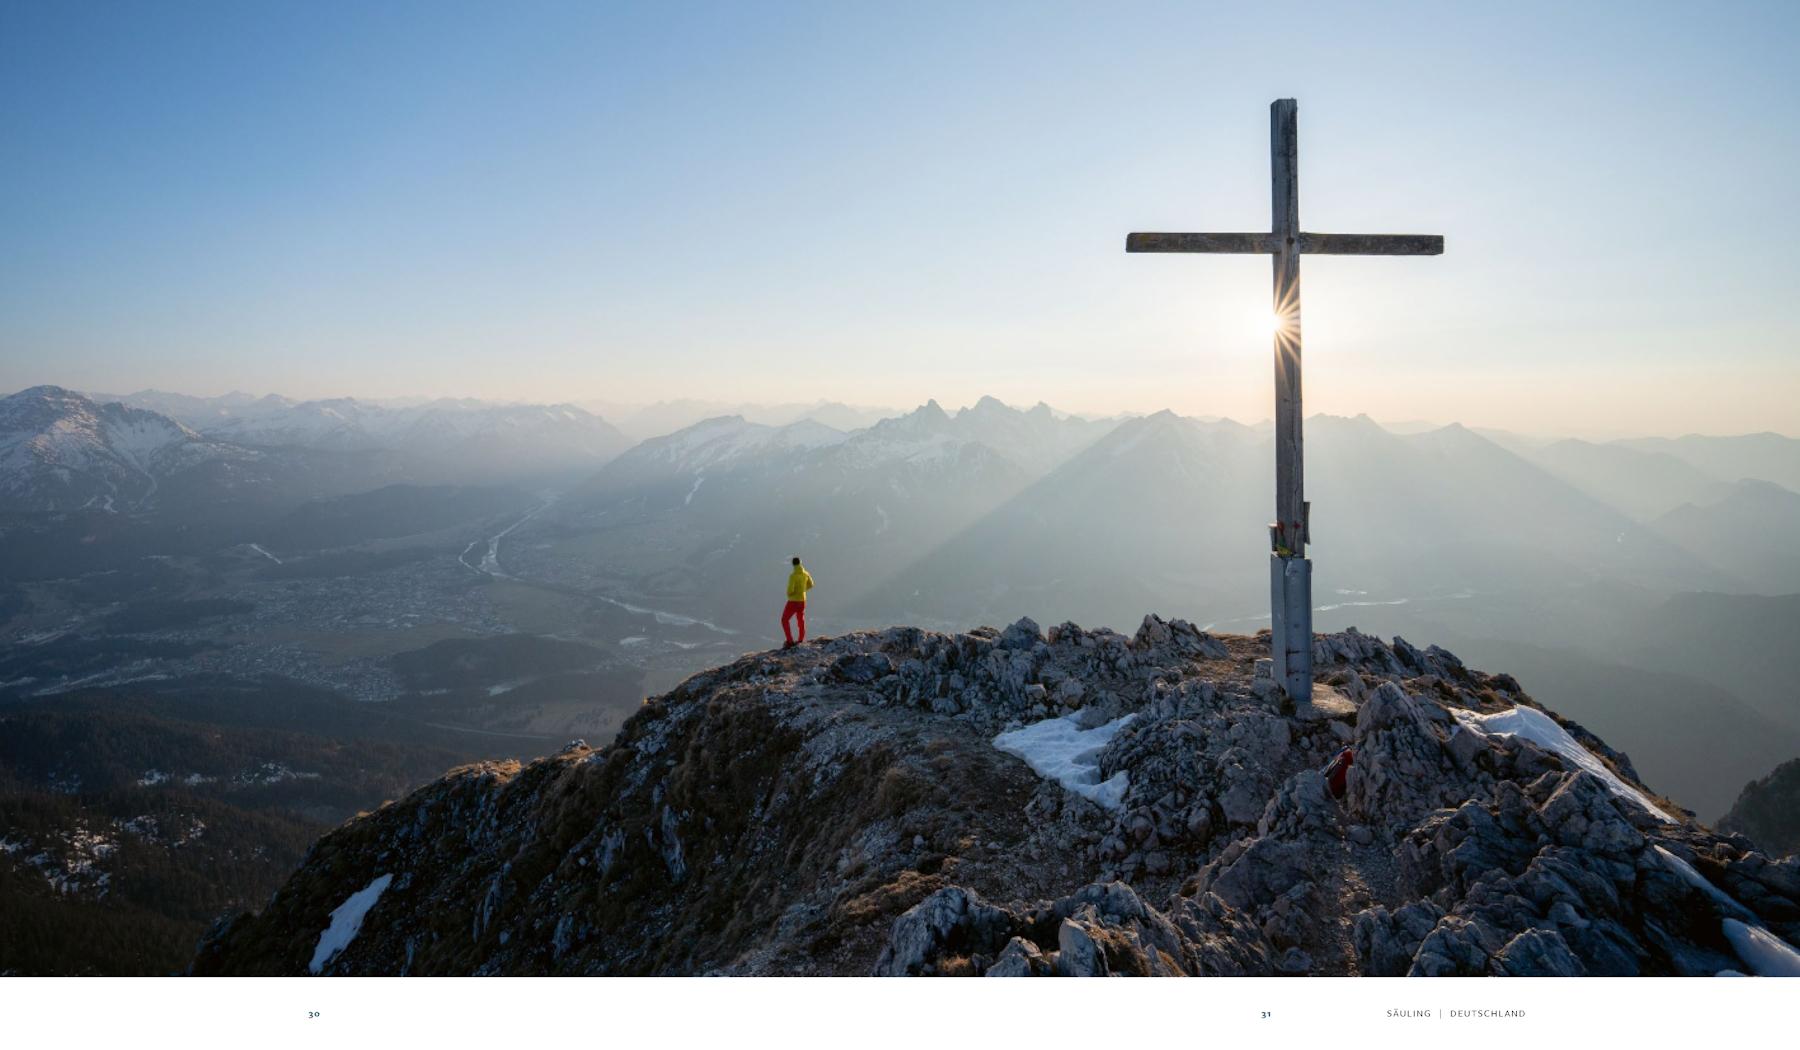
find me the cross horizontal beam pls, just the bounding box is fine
[1125,231,1443,255]
[1299,233,1444,255]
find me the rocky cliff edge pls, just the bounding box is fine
[192,617,1800,977]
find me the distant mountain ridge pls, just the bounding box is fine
[585,398,903,440]
[526,396,1114,629]
[0,386,641,516]
[1616,433,1800,493]
[105,389,633,482]
[1649,480,1800,594]
[0,386,273,513]
[854,411,1733,631]
[1517,437,1726,520]
[1722,758,1800,859]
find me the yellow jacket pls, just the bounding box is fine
[787,565,814,602]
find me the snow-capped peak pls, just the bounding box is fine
[629,415,848,474]
[0,385,244,511]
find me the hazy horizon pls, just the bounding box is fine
[5,1,1798,437]
[7,381,1795,443]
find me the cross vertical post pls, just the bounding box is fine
[1125,98,1442,706]
[1268,98,1311,704]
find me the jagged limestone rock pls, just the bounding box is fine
[188,616,1800,977]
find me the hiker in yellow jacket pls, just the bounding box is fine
[781,556,814,649]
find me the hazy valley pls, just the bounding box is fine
[3,382,1798,973]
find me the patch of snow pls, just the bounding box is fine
[1654,846,1800,977]
[309,873,394,975]
[119,815,158,839]
[642,416,846,473]
[15,823,120,896]
[993,713,1136,811]
[1653,846,1754,919]
[831,415,970,471]
[1722,919,1800,977]
[238,762,320,786]
[137,769,171,787]
[1453,705,1675,822]
[683,475,705,505]
[1314,597,1410,613]
[618,636,649,646]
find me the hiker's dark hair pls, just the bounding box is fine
[792,556,801,566]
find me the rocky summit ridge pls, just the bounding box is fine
[192,617,1800,977]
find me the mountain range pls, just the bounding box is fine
[102,389,634,484]
[515,397,1115,629]
[0,386,355,517]
[580,398,905,441]
[5,383,1800,821]
[5,381,1800,977]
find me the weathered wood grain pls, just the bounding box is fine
[1299,232,1443,255]
[1271,98,1305,558]
[1127,231,1443,256]
[1126,231,1277,253]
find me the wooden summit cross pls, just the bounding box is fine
[1127,98,1441,703]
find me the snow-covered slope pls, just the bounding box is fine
[591,396,1110,487]
[620,415,848,477]
[0,386,258,512]
[567,397,1100,507]
[202,396,384,451]
[601,398,900,440]
[93,389,263,426]
[378,400,633,478]
[109,391,634,481]
[824,397,1112,475]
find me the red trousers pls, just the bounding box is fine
[781,600,807,643]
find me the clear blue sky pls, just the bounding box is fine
[3,0,1797,436]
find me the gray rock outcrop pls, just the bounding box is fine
[191,619,1800,978]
